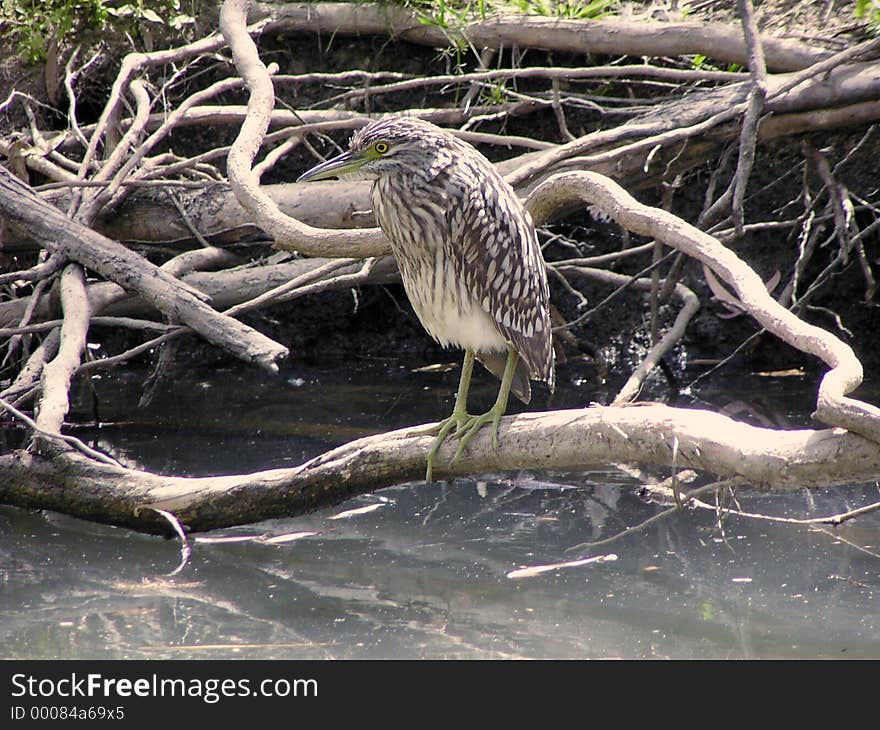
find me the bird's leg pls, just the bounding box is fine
[453,346,518,462]
[425,349,475,481]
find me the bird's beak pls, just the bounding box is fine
[297,149,366,182]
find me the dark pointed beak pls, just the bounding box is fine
[297,149,366,182]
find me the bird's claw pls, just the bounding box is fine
[425,410,470,481]
[452,410,502,463]
[425,408,502,481]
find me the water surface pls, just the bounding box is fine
[1,362,878,659]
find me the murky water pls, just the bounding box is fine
[1,361,878,659]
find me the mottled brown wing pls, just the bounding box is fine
[447,165,555,390]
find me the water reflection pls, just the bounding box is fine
[1,363,878,658]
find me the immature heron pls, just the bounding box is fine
[298,116,554,480]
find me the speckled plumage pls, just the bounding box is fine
[349,116,555,402]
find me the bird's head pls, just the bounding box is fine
[297,116,451,183]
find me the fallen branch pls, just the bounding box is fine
[0,255,399,328]
[526,171,880,443]
[255,2,830,72]
[0,166,288,373]
[1,404,878,535]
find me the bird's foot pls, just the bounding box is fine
[425,409,471,482]
[424,405,506,481]
[452,406,503,463]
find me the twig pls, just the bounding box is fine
[0,316,174,338]
[550,78,575,142]
[78,330,184,374]
[612,281,699,406]
[805,145,877,301]
[506,553,618,579]
[2,277,52,368]
[148,508,191,575]
[221,258,357,318]
[551,241,657,267]
[764,36,880,104]
[0,396,122,466]
[0,252,66,286]
[323,64,741,108]
[689,496,880,527]
[163,188,214,248]
[252,133,302,179]
[565,480,735,556]
[75,78,153,223]
[63,46,103,150]
[685,329,766,390]
[35,178,219,191]
[0,328,59,405]
[547,265,590,311]
[552,249,679,332]
[730,0,768,235]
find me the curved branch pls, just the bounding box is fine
[527,171,880,443]
[220,0,390,258]
[1,404,878,535]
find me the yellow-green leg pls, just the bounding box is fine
[425,346,519,481]
[453,346,518,462]
[426,349,476,481]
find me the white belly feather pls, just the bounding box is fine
[398,249,508,354]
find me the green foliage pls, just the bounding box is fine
[855,0,880,33]
[0,0,194,64]
[507,0,619,19]
[479,81,507,105]
[409,0,620,28]
[413,0,475,30]
[691,53,744,74]
[406,0,620,72]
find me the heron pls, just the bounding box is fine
[298,116,554,480]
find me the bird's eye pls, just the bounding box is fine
[373,142,389,154]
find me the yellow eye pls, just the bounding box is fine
[374,142,389,154]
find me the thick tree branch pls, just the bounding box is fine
[1,405,878,535]
[254,2,829,73]
[0,166,288,373]
[526,171,880,443]
[220,0,390,258]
